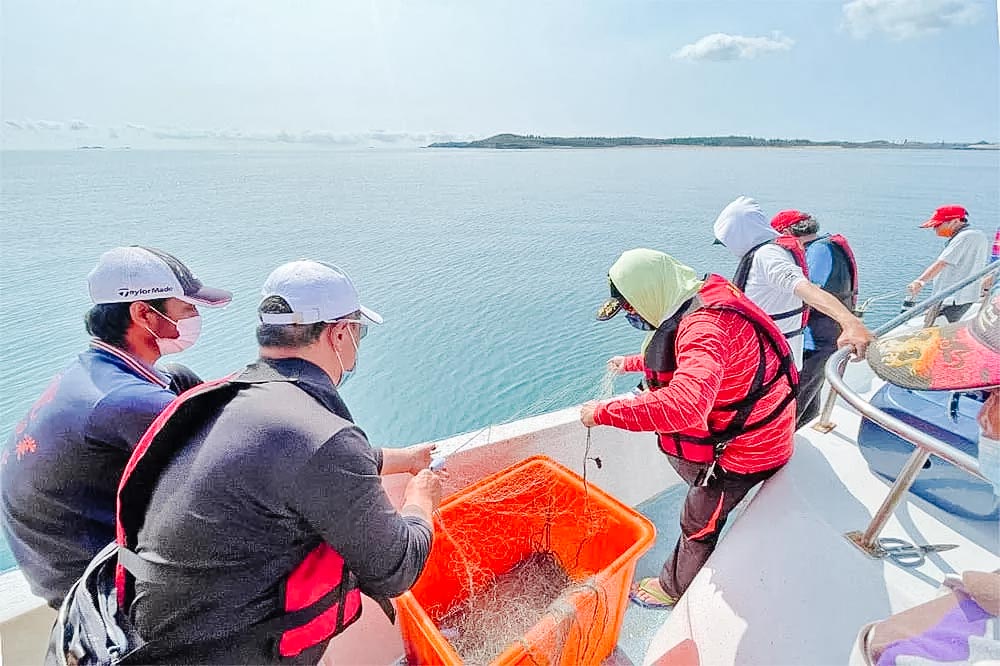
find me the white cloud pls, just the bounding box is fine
[672,32,794,62]
[843,0,982,40]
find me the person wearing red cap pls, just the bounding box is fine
[908,205,988,323]
[771,210,860,428]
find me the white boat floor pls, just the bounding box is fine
[642,398,1000,666]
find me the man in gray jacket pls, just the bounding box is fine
[122,260,443,664]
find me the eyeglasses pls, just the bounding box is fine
[335,318,368,340]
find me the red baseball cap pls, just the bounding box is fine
[920,205,968,228]
[770,209,812,233]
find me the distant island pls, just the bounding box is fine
[428,133,997,150]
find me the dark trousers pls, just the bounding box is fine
[659,456,783,599]
[923,302,972,326]
[796,345,836,430]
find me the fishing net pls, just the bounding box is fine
[403,367,641,665]
[422,460,616,665]
[435,552,571,665]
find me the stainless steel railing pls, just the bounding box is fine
[817,261,999,556]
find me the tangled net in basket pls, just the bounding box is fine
[436,552,572,665]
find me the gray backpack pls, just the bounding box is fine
[46,542,148,666]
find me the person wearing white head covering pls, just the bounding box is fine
[713,196,873,390]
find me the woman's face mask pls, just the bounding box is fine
[145,309,202,355]
[625,311,655,331]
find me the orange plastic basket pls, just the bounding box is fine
[396,455,655,665]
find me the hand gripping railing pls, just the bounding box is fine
[815,261,999,556]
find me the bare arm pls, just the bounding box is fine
[380,442,434,476]
[794,280,875,357]
[907,260,948,296]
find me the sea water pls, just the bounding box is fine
[2,146,998,572]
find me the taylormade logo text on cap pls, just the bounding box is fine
[87,246,232,307]
[116,286,174,299]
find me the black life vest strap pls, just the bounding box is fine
[770,305,804,321]
[783,327,805,339]
[732,241,771,290]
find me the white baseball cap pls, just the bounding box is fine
[258,260,383,325]
[87,246,232,307]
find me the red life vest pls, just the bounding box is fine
[642,274,798,463]
[732,235,810,336]
[114,376,364,658]
[823,233,859,310]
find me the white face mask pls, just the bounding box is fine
[144,310,202,355]
[334,324,360,387]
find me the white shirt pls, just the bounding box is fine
[932,228,988,305]
[744,244,809,368]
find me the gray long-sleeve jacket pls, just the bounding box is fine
[130,357,432,664]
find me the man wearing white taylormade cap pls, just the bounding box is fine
[113,259,443,664]
[1,246,230,608]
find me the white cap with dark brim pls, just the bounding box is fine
[87,246,232,307]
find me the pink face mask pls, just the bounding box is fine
[144,310,202,355]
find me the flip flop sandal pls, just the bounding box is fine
[629,577,678,610]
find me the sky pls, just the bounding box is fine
[1,0,998,149]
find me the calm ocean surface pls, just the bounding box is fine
[2,147,998,573]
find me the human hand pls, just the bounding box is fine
[401,442,435,475]
[606,356,626,374]
[981,274,995,298]
[837,321,876,360]
[580,400,600,428]
[405,468,447,511]
[907,279,925,297]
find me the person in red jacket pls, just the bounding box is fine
[581,248,797,609]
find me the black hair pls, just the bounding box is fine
[256,296,330,348]
[84,298,168,347]
[787,217,820,237]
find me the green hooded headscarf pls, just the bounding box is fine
[608,248,704,352]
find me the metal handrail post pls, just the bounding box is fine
[812,355,848,433]
[846,448,932,555]
[824,345,988,553]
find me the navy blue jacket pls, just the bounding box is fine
[1,340,179,607]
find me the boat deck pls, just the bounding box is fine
[4,378,997,665]
[641,389,999,665]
